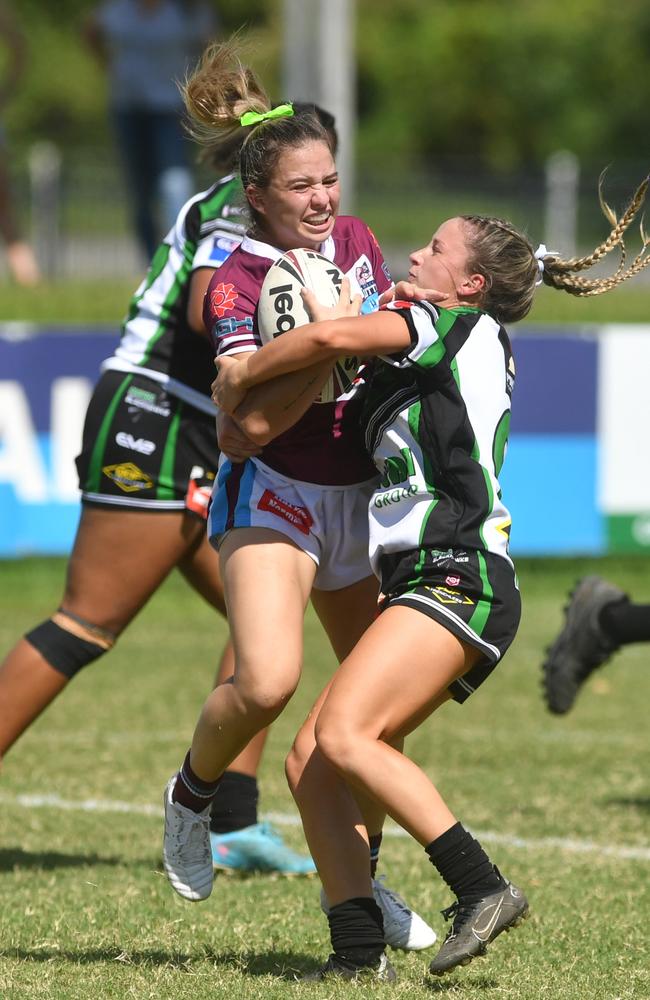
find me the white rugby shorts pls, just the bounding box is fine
[208,457,376,591]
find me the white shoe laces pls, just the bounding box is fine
[168,804,210,860]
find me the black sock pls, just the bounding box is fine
[425,822,506,902]
[600,600,650,645]
[210,771,259,833]
[171,750,221,813]
[369,833,382,879]
[328,897,385,968]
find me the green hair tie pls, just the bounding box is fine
[239,103,294,127]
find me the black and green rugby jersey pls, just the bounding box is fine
[361,300,516,579]
[102,174,245,414]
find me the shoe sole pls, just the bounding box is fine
[429,905,530,976]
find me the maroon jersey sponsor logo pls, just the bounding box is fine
[257,489,314,535]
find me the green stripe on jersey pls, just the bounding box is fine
[87,375,133,492]
[467,550,493,637]
[123,243,171,330]
[199,176,241,224]
[492,410,510,476]
[156,403,183,499]
[141,178,241,367]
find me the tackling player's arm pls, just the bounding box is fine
[214,309,410,417]
[213,278,449,416]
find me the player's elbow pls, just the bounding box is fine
[312,322,347,357]
[235,410,274,446]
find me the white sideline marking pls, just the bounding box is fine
[1,794,649,862]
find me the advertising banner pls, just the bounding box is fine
[1,324,649,558]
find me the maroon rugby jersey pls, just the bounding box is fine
[204,216,392,485]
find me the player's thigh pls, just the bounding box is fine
[310,574,379,662]
[62,505,205,634]
[219,526,316,697]
[318,606,479,742]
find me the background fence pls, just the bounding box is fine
[3,147,649,283]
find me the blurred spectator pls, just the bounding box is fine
[84,0,218,260]
[0,2,40,286]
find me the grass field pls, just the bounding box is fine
[0,555,648,999]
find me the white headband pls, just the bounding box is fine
[534,243,558,286]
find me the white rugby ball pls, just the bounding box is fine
[257,248,359,404]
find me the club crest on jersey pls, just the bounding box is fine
[210,282,238,318]
[352,255,378,300]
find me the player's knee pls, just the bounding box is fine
[25,612,116,679]
[241,679,298,725]
[246,687,292,724]
[314,716,354,774]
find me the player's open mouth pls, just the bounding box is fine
[304,213,332,228]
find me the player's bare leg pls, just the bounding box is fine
[182,535,316,874]
[0,507,207,760]
[315,607,528,975]
[188,529,315,778]
[287,577,437,951]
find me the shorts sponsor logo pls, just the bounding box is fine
[103,462,154,493]
[429,548,469,566]
[258,489,313,535]
[210,282,238,318]
[125,386,170,418]
[115,431,156,455]
[424,585,475,606]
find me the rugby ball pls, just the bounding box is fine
[257,248,359,404]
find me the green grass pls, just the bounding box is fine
[0,555,649,998]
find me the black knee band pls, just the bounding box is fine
[25,620,108,679]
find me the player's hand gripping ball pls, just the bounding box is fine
[257,248,361,403]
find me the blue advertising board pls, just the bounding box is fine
[0,324,603,558]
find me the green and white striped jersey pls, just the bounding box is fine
[362,300,516,577]
[102,174,245,415]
